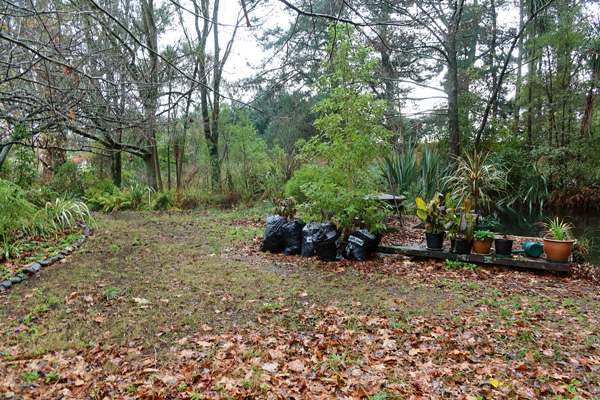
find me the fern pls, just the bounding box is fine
[0,179,38,234]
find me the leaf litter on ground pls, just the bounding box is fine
[0,210,598,399]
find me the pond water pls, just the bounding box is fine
[495,208,600,266]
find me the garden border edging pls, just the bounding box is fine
[0,226,93,292]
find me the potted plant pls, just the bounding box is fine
[416,191,449,250]
[472,230,494,254]
[446,199,475,254]
[542,217,576,262]
[494,234,513,257]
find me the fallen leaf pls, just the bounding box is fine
[262,362,279,373]
[287,359,305,372]
[490,377,504,387]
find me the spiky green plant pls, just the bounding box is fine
[380,140,452,202]
[542,217,574,241]
[44,198,94,230]
[445,150,508,214]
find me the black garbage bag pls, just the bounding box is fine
[343,229,383,261]
[282,218,306,255]
[260,215,287,253]
[312,223,342,261]
[301,222,322,258]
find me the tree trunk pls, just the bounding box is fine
[193,0,215,188]
[141,0,162,192]
[144,152,157,190]
[111,150,122,188]
[448,52,460,159]
[489,0,499,120]
[446,0,464,159]
[209,0,222,188]
[514,0,525,134]
[0,143,13,170]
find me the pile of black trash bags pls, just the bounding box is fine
[259,215,381,261]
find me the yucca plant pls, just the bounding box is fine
[420,142,452,201]
[380,139,419,195]
[380,140,452,201]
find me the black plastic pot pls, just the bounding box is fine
[475,225,492,232]
[426,232,445,250]
[451,238,472,254]
[494,238,513,256]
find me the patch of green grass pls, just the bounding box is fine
[21,370,39,384]
[126,384,137,393]
[45,371,61,384]
[177,382,188,392]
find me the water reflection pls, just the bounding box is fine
[495,208,600,265]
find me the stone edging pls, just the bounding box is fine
[0,226,93,292]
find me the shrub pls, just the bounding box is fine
[128,184,153,209]
[298,27,391,238]
[153,192,173,211]
[49,161,86,197]
[285,165,343,203]
[173,191,201,210]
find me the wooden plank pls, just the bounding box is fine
[377,244,571,272]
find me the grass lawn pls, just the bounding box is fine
[0,208,599,399]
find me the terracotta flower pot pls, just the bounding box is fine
[472,238,493,254]
[543,238,575,262]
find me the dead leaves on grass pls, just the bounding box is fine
[2,299,599,399]
[1,212,600,399]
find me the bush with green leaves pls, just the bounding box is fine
[128,184,154,209]
[301,180,388,235]
[221,113,270,201]
[49,161,86,197]
[285,165,344,203]
[298,26,392,237]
